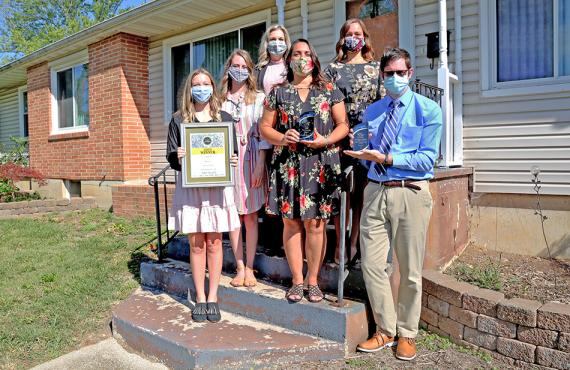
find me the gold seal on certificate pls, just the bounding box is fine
[180,122,234,187]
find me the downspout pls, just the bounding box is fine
[301,0,308,39]
[277,0,285,26]
[454,0,464,164]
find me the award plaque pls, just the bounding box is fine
[352,122,369,151]
[298,111,316,141]
[180,122,234,188]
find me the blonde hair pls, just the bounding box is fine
[179,68,222,123]
[334,18,375,62]
[256,24,291,68]
[220,49,258,105]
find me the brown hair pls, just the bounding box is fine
[334,18,375,62]
[179,68,222,123]
[257,24,292,68]
[220,49,258,105]
[284,39,327,88]
[380,48,412,71]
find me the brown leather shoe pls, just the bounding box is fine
[396,337,417,361]
[356,331,396,352]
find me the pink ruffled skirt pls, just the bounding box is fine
[168,172,240,234]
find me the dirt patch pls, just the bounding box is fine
[446,244,570,304]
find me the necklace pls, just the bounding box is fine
[227,94,247,146]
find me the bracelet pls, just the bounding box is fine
[324,137,329,147]
[382,155,388,165]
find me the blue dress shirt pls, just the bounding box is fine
[363,88,442,182]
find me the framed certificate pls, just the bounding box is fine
[180,122,234,188]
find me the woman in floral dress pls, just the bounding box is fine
[220,49,269,288]
[260,39,349,302]
[324,18,384,265]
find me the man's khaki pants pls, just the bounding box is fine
[360,180,433,338]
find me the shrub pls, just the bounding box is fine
[0,162,46,202]
[0,136,29,166]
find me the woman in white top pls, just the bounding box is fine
[220,49,269,287]
[254,24,291,95]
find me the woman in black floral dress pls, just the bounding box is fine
[324,18,384,265]
[260,39,349,303]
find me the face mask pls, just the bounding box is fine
[191,85,213,103]
[290,58,314,76]
[343,36,365,52]
[228,67,249,83]
[383,74,409,96]
[268,40,287,56]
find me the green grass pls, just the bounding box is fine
[448,261,503,291]
[417,330,493,364]
[0,209,156,369]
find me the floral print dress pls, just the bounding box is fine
[324,61,384,171]
[264,83,345,220]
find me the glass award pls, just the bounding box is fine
[352,122,369,151]
[298,111,316,141]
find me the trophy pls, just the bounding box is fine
[298,111,316,141]
[352,122,369,151]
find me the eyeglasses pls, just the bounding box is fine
[384,70,409,77]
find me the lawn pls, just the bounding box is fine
[0,209,157,369]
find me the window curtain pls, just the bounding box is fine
[193,31,238,82]
[561,0,570,76]
[57,69,73,128]
[74,64,89,127]
[172,44,191,112]
[497,0,554,82]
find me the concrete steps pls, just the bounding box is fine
[139,259,370,355]
[166,235,368,299]
[113,289,344,369]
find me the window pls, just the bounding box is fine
[18,87,28,137]
[55,63,89,129]
[170,23,266,112]
[481,0,570,93]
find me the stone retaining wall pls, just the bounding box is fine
[0,197,97,218]
[421,270,570,369]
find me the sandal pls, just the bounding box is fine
[191,302,208,322]
[230,267,245,287]
[285,283,304,302]
[244,267,257,287]
[307,284,324,303]
[206,302,221,323]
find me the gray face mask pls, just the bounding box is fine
[228,67,249,83]
[267,40,287,56]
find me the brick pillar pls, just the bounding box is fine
[27,62,51,172]
[26,32,150,182]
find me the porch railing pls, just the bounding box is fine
[411,79,444,107]
[148,164,178,262]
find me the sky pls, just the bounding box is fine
[0,0,149,63]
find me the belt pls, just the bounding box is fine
[368,178,422,191]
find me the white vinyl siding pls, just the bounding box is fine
[0,88,22,149]
[412,0,570,196]
[149,0,337,178]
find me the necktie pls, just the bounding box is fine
[375,100,400,175]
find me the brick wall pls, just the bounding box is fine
[27,32,150,182]
[421,270,570,369]
[112,184,175,218]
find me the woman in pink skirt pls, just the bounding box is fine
[167,68,240,323]
[220,49,269,288]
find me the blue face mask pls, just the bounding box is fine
[191,85,213,103]
[383,74,410,96]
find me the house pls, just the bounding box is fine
[0,0,567,258]
[397,0,569,258]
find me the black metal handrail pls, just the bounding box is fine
[148,164,178,261]
[411,79,444,107]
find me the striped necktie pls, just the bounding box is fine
[375,100,400,175]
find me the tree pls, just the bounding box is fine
[0,0,125,66]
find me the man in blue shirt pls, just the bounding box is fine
[345,48,442,361]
